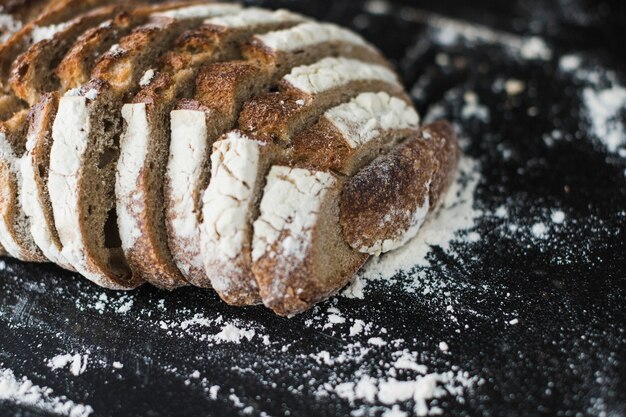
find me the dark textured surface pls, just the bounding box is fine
[1,1,625,416]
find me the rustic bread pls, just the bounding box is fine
[48,4,237,289]
[288,91,420,175]
[166,20,385,294]
[0,109,46,261]
[0,2,462,317]
[0,0,128,92]
[116,6,308,290]
[199,55,406,306]
[340,121,461,255]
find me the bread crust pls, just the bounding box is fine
[10,5,123,105]
[340,121,461,255]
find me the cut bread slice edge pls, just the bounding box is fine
[0,109,46,262]
[252,166,368,316]
[19,92,75,269]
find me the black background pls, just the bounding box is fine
[1,1,625,416]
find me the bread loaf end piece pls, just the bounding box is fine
[340,120,461,255]
[252,166,368,316]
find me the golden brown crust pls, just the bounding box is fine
[10,5,123,104]
[0,0,128,91]
[55,10,139,92]
[340,121,461,252]
[286,117,415,176]
[238,80,408,142]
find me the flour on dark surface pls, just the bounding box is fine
[1,1,625,416]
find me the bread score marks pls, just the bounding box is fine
[283,57,400,95]
[19,94,74,269]
[166,109,210,280]
[200,132,272,305]
[152,4,242,20]
[251,166,368,316]
[239,56,406,142]
[340,121,461,255]
[255,21,368,53]
[204,7,305,29]
[325,92,419,149]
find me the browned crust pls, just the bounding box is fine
[340,121,461,251]
[55,10,139,92]
[9,5,123,105]
[91,17,191,96]
[238,79,408,143]
[0,0,129,91]
[286,116,415,176]
[242,38,390,82]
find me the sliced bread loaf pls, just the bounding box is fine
[116,6,309,290]
[200,54,404,305]
[9,4,122,105]
[167,21,391,296]
[48,4,238,289]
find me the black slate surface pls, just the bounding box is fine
[1,1,625,416]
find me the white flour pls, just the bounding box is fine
[47,353,89,376]
[559,54,626,157]
[0,367,93,417]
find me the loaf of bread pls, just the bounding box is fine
[0,1,461,315]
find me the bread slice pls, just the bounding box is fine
[116,7,309,290]
[9,4,123,105]
[19,92,76,270]
[48,5,238,289]
[198,55,405,304]
[251,166,368,316]
[288,91,420,175]
[340,121,461,255]
[0,109,46,262]
[199,131,278,304]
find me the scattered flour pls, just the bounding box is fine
[47,353,89,376]
[0,367,93,416]
[559,54,626,156]
[345,155,481,294]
